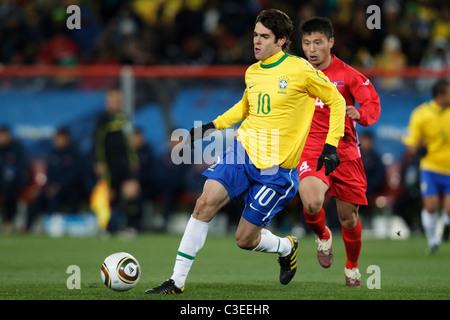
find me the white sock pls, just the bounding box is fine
[171,215,209,288]
[421,209,440,246]
[252,228,292,257]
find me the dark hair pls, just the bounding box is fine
[255,9,293,51]
[55,127,70,137]
[432,79,449,99]
[133,127,143,135]
[0,125,11,133]
[299,16,334,40]
[361,131,374,140]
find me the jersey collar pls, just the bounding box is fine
[430,100,444,113]
[321,54,338,73]
[260,51,288,69]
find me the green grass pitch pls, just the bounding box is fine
[0,232,449,301]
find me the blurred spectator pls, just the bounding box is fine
[431,3,450,40]
[129,127,159,231]
[0,126,29,233]
[397,2,427,67]
[69,4,102,63]
[360,132,386,198]
[417,36,450,92]
[94,88,140,233]
[359,131,386,218]
[115,2,143,38]
[36,28,80,65]
[25,128,82,230]
[174,0,205,44]
[373,34,407,91]
[392,148,422,231]
[0,1,27,64]
[158,137,189,232]
[203,0,221,36]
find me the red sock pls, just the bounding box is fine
[303,207,330,240]
[342,219,362,269]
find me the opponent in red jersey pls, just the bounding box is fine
[297,17,381,286]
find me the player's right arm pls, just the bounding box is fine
[213,89,249,129]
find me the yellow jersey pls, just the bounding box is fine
[213,50,345,169]
[403,100,450,174]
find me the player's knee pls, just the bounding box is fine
[235,234,256,250]
[303,199,323,214]
[340,215,358,228]
[235,239,253,250]
[193,195,217,222]
[300,190,324,214]
[424,204,439,214]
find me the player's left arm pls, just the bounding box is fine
[347,70,381,126]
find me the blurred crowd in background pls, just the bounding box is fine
[0,0,449,68]
[0,90,210,235]
[1,101,392,236]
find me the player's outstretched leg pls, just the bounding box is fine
[145,215,210,295]
[278,235,299,285]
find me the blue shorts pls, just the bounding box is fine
[202,140,298,227]
[420,170,450,197]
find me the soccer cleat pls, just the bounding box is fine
[316,227,333,268]
[278,235,299,285]
[344,267,361,287]
[145,279,184,294]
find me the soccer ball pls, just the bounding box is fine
[101,252,141,291]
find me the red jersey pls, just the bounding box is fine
[302,55,381,161]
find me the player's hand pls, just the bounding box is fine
[415,146,427,158]
[186,121,216,148]
[316,143,340,176]
[346,105,360,120]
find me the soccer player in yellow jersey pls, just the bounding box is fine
[146,9,345,294]
[403,79,450,254]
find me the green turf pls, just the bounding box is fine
[0,232,449,300]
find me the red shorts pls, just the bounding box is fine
[297,156,368,205]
